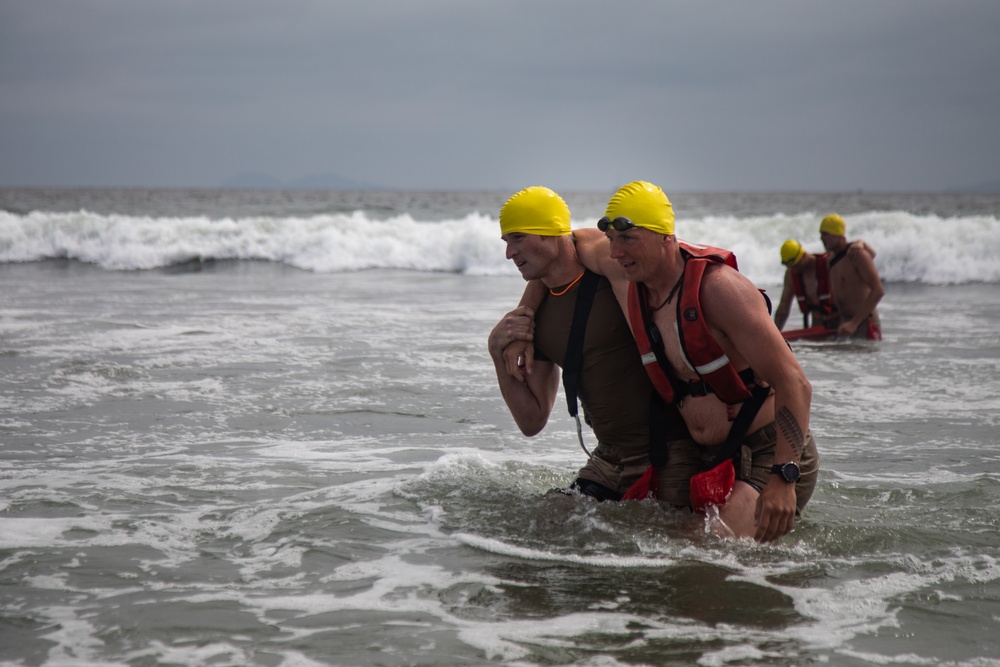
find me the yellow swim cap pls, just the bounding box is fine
[780,239,806,266]
[499,186,571,237]
[604,181,675,235]
[820,213,846,237]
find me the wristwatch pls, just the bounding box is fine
[770,462,801,483]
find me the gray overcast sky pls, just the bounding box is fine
[2,1,999,192]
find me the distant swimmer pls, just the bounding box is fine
[773,237,877,332]
[818,214,885,340]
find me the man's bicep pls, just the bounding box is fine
[706,273,791,376]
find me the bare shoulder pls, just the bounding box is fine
[700,263,763,312]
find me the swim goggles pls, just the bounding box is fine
[597,216,637,232]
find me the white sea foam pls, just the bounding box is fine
[454,532,677,568]
[2,208,998,284]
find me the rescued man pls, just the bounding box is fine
[487,186,686,501]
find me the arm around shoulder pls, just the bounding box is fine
[572,228,620,278]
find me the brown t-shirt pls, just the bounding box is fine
[534,275,658,483]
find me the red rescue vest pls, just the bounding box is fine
[627,241,755,406]
[792,253,834,319]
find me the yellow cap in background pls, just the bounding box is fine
[780,239,806,266]
[820,213,846,237]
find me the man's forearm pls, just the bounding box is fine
[772,376,812,465]
[491,355,556,437]
[518,280,546,310]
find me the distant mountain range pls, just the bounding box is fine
[220,171,381,190]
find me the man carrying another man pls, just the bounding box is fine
[500,182,819,543]
[818,214,884,340]
[773,229,879,336]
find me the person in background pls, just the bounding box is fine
[773,239,834,331]
[539,181,820,543]
[818,214,885,340]
[773,237,876,332]
[487,186,686,502]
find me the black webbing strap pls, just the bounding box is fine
[561,270,601,457]
[761,288,773,315]
[709,382,772,473]
[828,248,849,269]
[636,283,687,400]
[648,392,669,467]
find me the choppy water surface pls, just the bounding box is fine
[1,189,999,666]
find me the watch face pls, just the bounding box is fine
[774,462,800,482]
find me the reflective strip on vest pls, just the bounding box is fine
[695,354,730,375]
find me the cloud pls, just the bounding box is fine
[1,0,999,191]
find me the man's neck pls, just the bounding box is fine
[540,243,586,290]
[642,249,685,307]
[541,265,586,290]
[828,238,849,254]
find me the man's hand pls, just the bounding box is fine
[847,240,876,260]
[753,480,797,543]
[837,318,860,337]
[487,306,536,382]
[503,340,533,381]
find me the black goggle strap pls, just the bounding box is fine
[597,216,636,232]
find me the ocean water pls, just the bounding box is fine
[1,187,999,666]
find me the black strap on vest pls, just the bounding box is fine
[760,289,773,316]
[561,270,601,458]
[636,283,688,401]
[709,383,771,475]
[648,392,670,467]
[828,248,849,269]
